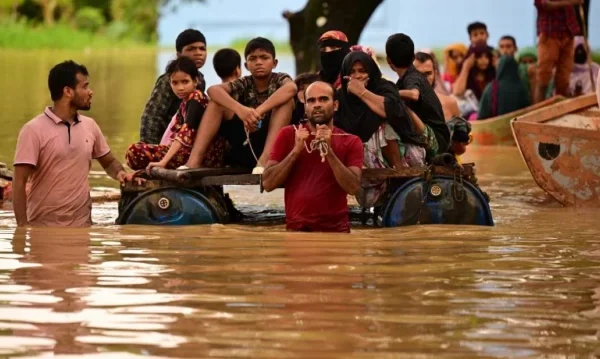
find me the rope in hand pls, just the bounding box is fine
[293,124,353,163]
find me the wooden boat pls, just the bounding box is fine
[118,162,494,227]
[511,93,600,207]
[471,96,565,146]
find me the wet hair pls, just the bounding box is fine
[176,29,206,52]
[500,35,517,48]
[385,33,415,68]
[213,48,241,79]
[244,37,276,59]
[467,22,488,36]
[48,60,89,101]
[165,56,199,81]
[294,72,320,89]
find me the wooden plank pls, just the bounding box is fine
[474,95,564,123]
[517,94,597,124]
[149,167,252,184]
[196,174,260,186]
[362,164,474,180]
[123,164,475,193]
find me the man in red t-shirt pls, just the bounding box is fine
[262,81,363,232]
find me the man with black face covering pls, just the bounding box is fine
[318,31,351,89]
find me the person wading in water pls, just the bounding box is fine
[262,81,363,233]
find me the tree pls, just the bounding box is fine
[33,0,72,25]
[0,0,24,18]
[283,0,384,73]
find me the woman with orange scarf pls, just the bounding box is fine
[442,43,468,88]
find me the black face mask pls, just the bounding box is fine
[574,45,587,64]
[320,48,350,83]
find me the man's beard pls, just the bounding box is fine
[308,114,332,127]
[73,96,91,111]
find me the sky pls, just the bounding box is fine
[159,0,600,51]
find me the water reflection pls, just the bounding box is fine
[0,49,600,358]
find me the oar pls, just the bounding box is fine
[578,4,595,89]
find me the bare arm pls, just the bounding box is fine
[452,66,470,97]
[399,89,420,102]
[444,96,461,119]
[359,90,387,118]
[262,125,308,191]
[155,140,183,167]
[326,150,361,195]
[12,165,33,227]
[261,150,301,192]
[257,99,294,166]
[206,84,244,114]
[256,81,298,117]
[96,152,127,181]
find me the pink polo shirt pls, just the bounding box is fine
[14,107,111,227]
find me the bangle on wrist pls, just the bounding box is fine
[360,90,367,98]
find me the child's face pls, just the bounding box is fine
[179,42,207,69]
[245,49,277,79]
[169,71,198,99]
[476,54,491,70]
[470,29,488,46]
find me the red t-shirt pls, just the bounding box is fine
[269,126,364,232]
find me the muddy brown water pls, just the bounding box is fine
[0,50,598,358]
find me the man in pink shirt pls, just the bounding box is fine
[13,60,138,227]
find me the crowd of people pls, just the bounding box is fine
[12,0,600,232]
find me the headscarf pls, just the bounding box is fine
[335,51,423,145]
[419,48,451,95]
[465,45,496,100]
[318,31,350,88]
[478,56,530,119]
[518,48,538,101]
[442,43,468,83]
[569,36,600,97]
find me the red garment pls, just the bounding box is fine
[269,126,363,232]
[534,0,580,38]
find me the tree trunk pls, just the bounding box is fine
[40,0,57,25]
[283,0,384,74]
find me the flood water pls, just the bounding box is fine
[0,49,599,358]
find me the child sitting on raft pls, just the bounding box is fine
[126,57,225,170]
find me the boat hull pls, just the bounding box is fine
[511,94,600,207]
[471,96,564,146]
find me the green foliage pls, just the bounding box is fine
[0,16,148,49]
[0,0,24,14]
[110,0,157,42]
[74,5,105,32]
[74,5,104,31]
[74,0,110,21]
